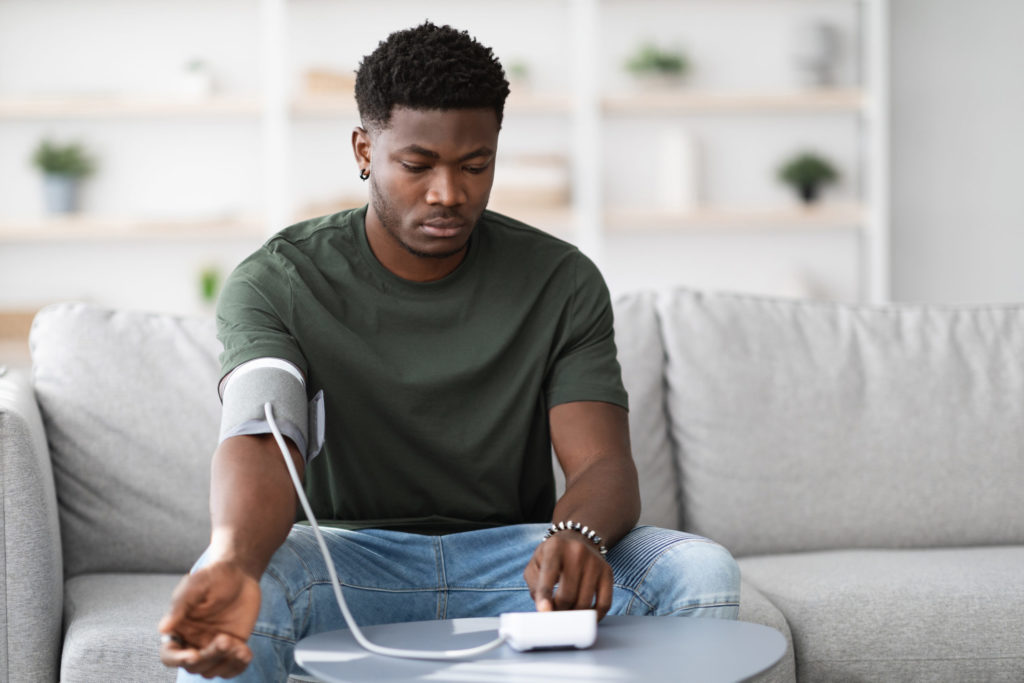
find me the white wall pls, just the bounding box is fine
[890,0,1024,303]
[0,1,885,314]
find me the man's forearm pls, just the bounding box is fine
[207,434,304,579]
[552,456,640,549]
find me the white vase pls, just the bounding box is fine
[657,128,700,212]
[181,65,216,99]
[792,21,841,88]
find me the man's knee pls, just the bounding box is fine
[618,530,741,618]
[661,538,740,617]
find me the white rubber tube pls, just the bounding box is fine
[264,403,507,660]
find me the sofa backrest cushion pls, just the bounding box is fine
[31,303,218,577]
[658,289,1024,557]
[612,292,681,530]
[30,296,684,576]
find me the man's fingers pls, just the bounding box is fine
[207,632,252,668]
[188,647,230,678]
[170,633,251,678]
[158,574,195,635]
[222,652,254,679]
[159,639,199,669]
[595,564,614,620]
[574,561,600,611]
[531,546,561,612]
[553,549,582,610]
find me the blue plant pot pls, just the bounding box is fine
[43,173,80,214]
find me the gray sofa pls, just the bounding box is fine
[2,290,1023,682]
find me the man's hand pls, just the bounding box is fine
[158,561,262,679]
[524,531,614,620]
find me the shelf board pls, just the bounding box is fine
[0,95,261,119]
[604,204,864,232]
[292,92,571,118]
[487,204,574,229]
[0,90,858,119]
[602,88,865,114]
[505,91,573,114]
[0,216,266,242]
[291,95,356,117]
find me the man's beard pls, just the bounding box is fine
[370,182,472,260]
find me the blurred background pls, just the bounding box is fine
[2,0,1023,367]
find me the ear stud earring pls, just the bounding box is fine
[359,168,370,181]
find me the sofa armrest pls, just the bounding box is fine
[1,367,62,682]
[739,578,797,683]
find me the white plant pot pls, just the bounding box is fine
[182,69,215,99]
[43,173,80,214]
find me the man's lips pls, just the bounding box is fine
[419,219,465,238]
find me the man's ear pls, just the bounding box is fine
[352,126,372,169]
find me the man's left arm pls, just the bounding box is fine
[523,400,640,620]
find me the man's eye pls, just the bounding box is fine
[465,165,489,175]
[401,163,428,173]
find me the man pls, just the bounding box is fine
[160,22,740,681]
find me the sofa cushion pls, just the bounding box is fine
[612,291,680,529]
[62,573,180,682]
[739,547,1024,681]
[31,303,219,576]
[738,580,796,683]
[658,290,1024,556]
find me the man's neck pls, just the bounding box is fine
[364,209,469,283]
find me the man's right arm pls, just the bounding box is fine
[209,433,304,578]
[158,434,303,678]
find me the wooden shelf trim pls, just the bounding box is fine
[0,95,262,119]
[292,92,572,117]
[0,94,572,120]
[605,204,865,231]
[0,89,860,120]
[0,216,265,242]
[602,89,865,114]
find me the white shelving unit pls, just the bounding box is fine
[0,0,889,313]
[571,0,889,302]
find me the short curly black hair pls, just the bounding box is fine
[354,21,510,131]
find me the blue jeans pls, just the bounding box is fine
[177,524,740,682]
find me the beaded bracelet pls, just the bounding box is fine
[543,520,608,556]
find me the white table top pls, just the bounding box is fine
[295,615,786,682]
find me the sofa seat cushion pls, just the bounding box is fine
[739,546,1024,682]
[62,573,180,682]
[738,579,796,683]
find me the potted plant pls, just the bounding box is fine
[625,42,689,87]
[182,58,216,98]
[198,265,222,310]
[32,139,96,214]
[777,152,838,204]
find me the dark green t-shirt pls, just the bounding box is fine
[216,205,627,533]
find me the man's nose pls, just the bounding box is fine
[425,167,466,206]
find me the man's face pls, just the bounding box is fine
[356,107,499,279]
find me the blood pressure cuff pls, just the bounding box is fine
[218,358,325,463]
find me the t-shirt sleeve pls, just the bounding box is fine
[544,251,629,411]
[215,252,308,384]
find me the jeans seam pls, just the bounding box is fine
[666,600,740,616]
[615,583,654,613]
[264,556,305,640]
[445,586,532,592]
[435,537,449,620]
[250,629,297,645]
[301,579,440,594]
